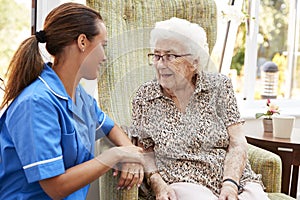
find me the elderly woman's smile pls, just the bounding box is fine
[160,73,173,78]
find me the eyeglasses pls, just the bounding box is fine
[147,53,192,65]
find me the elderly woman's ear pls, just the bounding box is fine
[191,58,199,71]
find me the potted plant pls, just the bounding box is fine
[255,99,280,132]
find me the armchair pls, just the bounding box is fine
[248,144,295,199]
[86,0,296,199]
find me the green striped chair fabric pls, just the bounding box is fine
[87,0,295,199]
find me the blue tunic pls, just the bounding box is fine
[0,64,114,199]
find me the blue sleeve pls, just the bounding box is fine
[94,99,114,140]
[7,95,65,183]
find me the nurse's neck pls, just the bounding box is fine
[70,79,80,104]
[52,64,79,103]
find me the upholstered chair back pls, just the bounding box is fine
[87,0,217,126]
[86,1,217,199]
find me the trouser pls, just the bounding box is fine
[170,182,270,200]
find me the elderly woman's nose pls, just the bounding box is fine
[102,54,107,62]
[156,59,168,69]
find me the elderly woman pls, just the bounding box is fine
[130,17,269,200]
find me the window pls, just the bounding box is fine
[213,0,300,118]
[247,0,300,100]
[0,0,87,101]
[0,0,31,100]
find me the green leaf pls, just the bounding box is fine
[255,113,265,119]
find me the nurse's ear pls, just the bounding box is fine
[77,34,87,53]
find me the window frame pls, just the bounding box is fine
[215,0,300,119]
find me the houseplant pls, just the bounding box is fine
[255,99,280,132]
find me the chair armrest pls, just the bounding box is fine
[268,193,297,200]
[247,144,282,193]
[99,169,138,200]
[97,138,138,200]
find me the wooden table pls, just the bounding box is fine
[244,121,300,198]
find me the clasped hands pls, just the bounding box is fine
[113,162,144,190]
[95,145,145,190]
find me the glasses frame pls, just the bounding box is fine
[147,53,192,66]
[0,77,5,92]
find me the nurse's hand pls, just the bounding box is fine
[95,145,144,169]
[113,163,144,190]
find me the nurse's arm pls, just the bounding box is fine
[107,124,133,146]
[39,144,144,199]
[39,150,114,199]
[107,124,144,189]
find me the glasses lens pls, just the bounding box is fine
[165,54,176,62]
[153,54,161,61]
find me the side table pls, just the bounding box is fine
[244,121,300,198]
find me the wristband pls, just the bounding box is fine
[223,178,243,194]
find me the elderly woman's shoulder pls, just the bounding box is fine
[133,79,160,103]
[198,71,233,91]
[203,71,229,79]
[202,71,231,84]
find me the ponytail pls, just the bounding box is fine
[1,2,102,109]
[0,36,44,109]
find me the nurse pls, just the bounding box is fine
[0,2,144,200]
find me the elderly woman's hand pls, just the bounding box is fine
[150,173,177,200]
[115,162,144,190]
[218,182,238,200]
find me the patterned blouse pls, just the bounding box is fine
[130,71,262,195]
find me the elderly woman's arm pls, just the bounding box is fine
[214,74,247,199]
[140,144,177,200]
[218,123,248,200]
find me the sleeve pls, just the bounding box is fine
[8,95,65,183]
[130,95,154,149]
[94,98,114,140]
[216,75,244,127]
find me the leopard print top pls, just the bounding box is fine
[130,71,262,195]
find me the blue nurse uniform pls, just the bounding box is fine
[0,63,114,199]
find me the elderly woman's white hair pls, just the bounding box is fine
[150,17,210,71]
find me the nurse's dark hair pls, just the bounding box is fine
[0,2,102,109]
